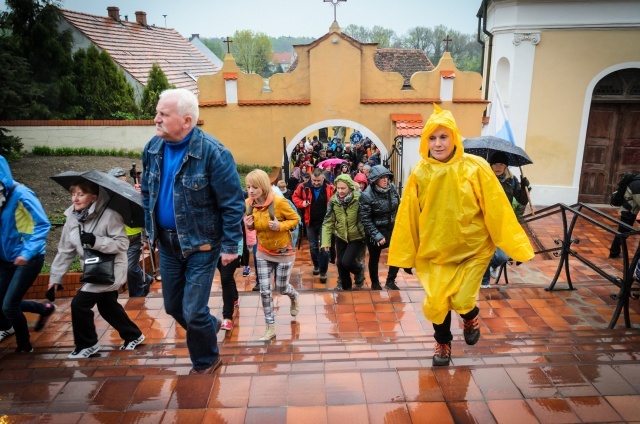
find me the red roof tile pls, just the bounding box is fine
[374,49,435,86]
[60,9,219,93]
[391,113,424,137]
[272,52,293,65]
[223,72,238,80]
[440,70,455,79]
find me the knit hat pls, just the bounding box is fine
[489,151,509,166]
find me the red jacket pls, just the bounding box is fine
[292,181,334,226]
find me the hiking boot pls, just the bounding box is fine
[384,281,400,290]
[463,316,480,345]
[189,356,222,375]
[259,324,276,341]
[432,341,452,366]
[0,327,15,343]
[290,293,300,317]
[319,273,327,283]
[312,267,320,275]
[220,319,233,331]
[120,334,145,351]
[371,282,382,291]
[242,266,251,277]
[35,303,55,332]
[68,344,101,359]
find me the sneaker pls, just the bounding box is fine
[312,267,320,275]
[290,293,300,317]
[242,266,251,277]
[371,282,382,291]
[35,303,55,332]
[189,356,223,375]
[68,344,101,359]
[489,266,499,279]
[384,281,400,290]
[220,319,233,331]
[432,341,452,366]
[15,345,33,353]
[252,282,260,292]
[480,283,491,289]
[319,273,327,283]
[463,316,480,345]
[0,327,15,343]
[120,334,145,351]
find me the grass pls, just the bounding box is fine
[41,257,82,274]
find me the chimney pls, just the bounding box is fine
[135,11,147,26]
[107,6,119,21]
[191,34,200,41]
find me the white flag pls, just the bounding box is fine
[488,81,515,145]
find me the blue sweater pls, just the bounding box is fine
[156,130,192,230]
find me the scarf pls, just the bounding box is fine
[72,205,92,223]
[374,184,390,194]
[336,191,354,206]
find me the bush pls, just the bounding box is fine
[0,128,24,161]
[31,146,142,158]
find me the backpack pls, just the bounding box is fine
[247,198,299,251]
[610,172,639,207]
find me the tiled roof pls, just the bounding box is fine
[272,52,293,65]
[374,49,435,86]
[391,113,424,137]
[60,9,219,93]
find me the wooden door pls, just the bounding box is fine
[613,104,640,181]
[579,104,618,203]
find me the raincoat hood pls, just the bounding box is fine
[333,173,358,193]
[353,173,368,189]
[419,104,464,164]
[367,165,393,183]
[0,155,15,196]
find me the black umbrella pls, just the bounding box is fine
[463,135,533,167]
[50,169,145,227]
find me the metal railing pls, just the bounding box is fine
[383,135,404,196]
[521,203,639,328]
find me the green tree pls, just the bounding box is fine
[71,45,138,119]
[0,37,42,119]
[201,37,224,60]
[0,0,75,118]
[232,30,272,76]
[344,24,371,43]
[369,26,397,48]
[140,63,174,119]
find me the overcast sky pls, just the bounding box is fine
[2,0,482,39]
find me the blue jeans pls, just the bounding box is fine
[157,230,220,371]
[0,254,46,349]
[127,240,152,297]
[482,248,509,285]
[306,224,329,273]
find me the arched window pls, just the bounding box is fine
[593,69,640,100]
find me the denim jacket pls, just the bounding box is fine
[142,127,245,257]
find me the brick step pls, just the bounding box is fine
[1,329,637,380]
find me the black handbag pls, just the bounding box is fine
[80,248,116,285]
[79,208,116,285]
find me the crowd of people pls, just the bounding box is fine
[10,87,622,370]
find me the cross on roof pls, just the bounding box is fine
[223,36,233,54]
[324,0,346,22]
[443,35,452,52]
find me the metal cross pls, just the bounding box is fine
[443,34,452,52]
[324,0,346,22]
[223,36,233,54]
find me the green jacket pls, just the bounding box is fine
[321,174,364,246]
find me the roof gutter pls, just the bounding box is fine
[477,0,493,102]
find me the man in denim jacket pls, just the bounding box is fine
[141,88,245,374]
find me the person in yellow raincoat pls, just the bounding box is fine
[388,105,534,366]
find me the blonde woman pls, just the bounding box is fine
[243,170,300,341]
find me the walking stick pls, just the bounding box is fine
[519,166,535,216]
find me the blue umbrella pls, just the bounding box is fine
[463,136,533,167]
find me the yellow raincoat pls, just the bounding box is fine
[388,105,534,324]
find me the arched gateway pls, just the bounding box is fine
[197,22,487,185]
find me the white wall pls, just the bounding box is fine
[5,126,155,152]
